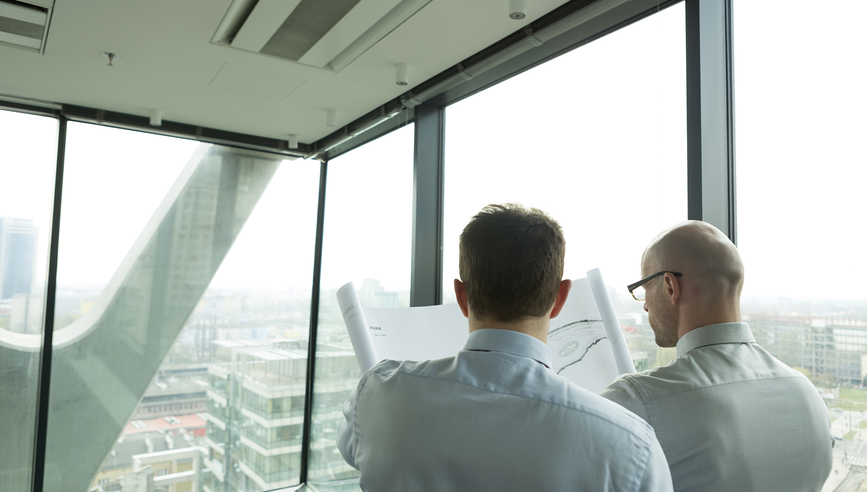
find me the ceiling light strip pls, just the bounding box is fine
[0,15,43,38]
[0,2,47,25]
[260,0,361,61]
[230,0,302,53]
[328,0,430,72]
[0,30,39,48]
[297,0,402,68]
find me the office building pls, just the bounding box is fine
[130,367,210,421]
[90,422,205,492]
[202,339,359,492]
[0,217,38,300]
[750,315,867,385]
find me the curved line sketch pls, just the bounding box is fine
[549,319,601,337]
[558,341,579,357]
[556,336,608,375]
[548,316,610,377]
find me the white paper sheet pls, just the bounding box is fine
[546,277,622,393]
[365,303,468,362]
[337,269,633,393]
[587,268,636,375]
[336,282,379,372]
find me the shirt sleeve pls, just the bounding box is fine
[600,375,651,424]
[636,434,674,492]
[336,384,361,469]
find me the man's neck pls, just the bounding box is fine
[468,317,551,344]
[677,301,742,339]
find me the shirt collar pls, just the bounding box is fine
[462,329,553,369]
[676,322,756,357]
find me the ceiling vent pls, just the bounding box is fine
[0,0,52,54]
[212,0,430,72]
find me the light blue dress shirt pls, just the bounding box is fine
[338,328,673,491]
[601,322,833,492]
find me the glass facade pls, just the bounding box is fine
[0,110,58,492]
[29,123,318,492]
[6,1,863,491]
[444,3,686,367]
[734,2,867,490]
[109,146,319,492]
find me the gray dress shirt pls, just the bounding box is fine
[337,328,673,491]
[601,322,833,492]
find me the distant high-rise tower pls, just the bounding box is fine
[0,217,39,300]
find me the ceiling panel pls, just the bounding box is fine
[0,0,571,144]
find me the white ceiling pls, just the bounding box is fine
[0,0,571,145]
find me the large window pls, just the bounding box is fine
[0,109,58,492]
[196,147,319,492]
[734,2,867,490]
[11,1,836,489]
[309,124,414,491]
[444,3,686,368]
[34,122,319,492]
[52,123,197,330]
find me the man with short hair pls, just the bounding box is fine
[337,203,672,491]
[601,220,833,492]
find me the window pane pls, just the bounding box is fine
[53,123,196,331]
[0,108,57,492]
[92,159,321,492]
[734,2,867,490]
[309,125,414,491]
[197,158,319,492]
[42,123,301,492]
[444,5,686,367]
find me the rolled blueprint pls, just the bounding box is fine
[336,282,379,372]
[587,268,636,375]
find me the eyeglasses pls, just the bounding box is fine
[627,271,683,301]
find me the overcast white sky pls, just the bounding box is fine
[2,0,865,303]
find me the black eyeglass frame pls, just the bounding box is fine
[627,271,683,301]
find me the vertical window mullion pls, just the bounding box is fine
[411,103,445,307]
[686,0,737,242]
[300,159,328,484]
[31,114,66,492]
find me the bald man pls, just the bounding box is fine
[601,221,833,492]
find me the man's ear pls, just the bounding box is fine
[454,279,469,318]
[549,279,573,319]
[664,272,680,305]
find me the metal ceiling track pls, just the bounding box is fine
[59,105,312,158]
